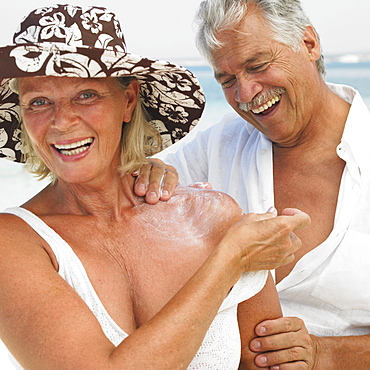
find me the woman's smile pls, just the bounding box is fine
[53,137,94,157]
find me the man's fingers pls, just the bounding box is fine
[250,317,314,369]
[144,163,168,204]
[254,317,305,337]
[133,163,152,197]
[133,159,179,204]
[159,167,178,201]
[254,348,308,369]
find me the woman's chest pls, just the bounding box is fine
[55,222,214,332]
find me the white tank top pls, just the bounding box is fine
[4,206,267,369]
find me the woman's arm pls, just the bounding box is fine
[0,209,309,369]
[0,212,236,370]
[237,272,282,369]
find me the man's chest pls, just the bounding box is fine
[273,160,345,282]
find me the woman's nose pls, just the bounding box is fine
[52,102,79,131]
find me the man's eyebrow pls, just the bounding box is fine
[214,71,230,82]
[214,53,267,81]
[243,53,267,65]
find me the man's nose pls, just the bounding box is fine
[234,76,263,104]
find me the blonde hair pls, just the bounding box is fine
[18,77,162,180]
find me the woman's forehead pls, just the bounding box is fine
[18,76,119,93]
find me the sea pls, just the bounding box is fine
[0,61,369,367]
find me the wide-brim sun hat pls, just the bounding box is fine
[0,4,205,163]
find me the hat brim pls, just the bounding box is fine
[0,43,205,162]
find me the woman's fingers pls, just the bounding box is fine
[220,210,310,272]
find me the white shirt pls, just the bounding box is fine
[156,83,370,337]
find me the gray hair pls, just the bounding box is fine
[195,0,326,75]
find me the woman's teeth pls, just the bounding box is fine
[252,95,281,114]
[54,138,93,156]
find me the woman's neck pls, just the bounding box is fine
[25,172,141,221]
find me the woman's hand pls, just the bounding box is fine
[218,208,311,273]
[133,158,179,204]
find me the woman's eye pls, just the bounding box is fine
[80,92,96,100]
[30,99,47,107]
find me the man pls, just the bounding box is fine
[134,0,370,368]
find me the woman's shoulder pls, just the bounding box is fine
[0,210,28,235]
[169,186,243,231]
[172,186,242,214]
[134,186,243,243]
[0,209,56,264]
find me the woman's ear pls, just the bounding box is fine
[122,79,140,123]
[302,25,321,62]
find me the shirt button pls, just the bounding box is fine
[260,149,267,155]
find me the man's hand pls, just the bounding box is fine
[133,159,213,204]
[133,158,178,204]
[250,316,320,369]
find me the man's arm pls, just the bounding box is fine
[238,273,282,370]
[250,317,370,369]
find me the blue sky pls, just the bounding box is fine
[0,0,369,62]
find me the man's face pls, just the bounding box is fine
[211,4,321,148]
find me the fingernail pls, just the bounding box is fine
[161,190,169,197]
[259,356,267,365]
[137,184,146,192]
[148,191,157,198]
[252,340,261,349]
[259,326,266,334]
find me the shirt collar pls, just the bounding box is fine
[243,82,370,171]
[329,83,370,176]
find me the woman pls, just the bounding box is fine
[0,5,310,369]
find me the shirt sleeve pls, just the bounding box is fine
[154,125,212,186]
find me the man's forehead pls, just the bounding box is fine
[212,49,270,79]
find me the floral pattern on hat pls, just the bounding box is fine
[0,4,205,163]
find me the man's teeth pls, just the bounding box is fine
[54,138,93,156]
[252,95,281,114]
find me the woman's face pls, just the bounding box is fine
[18,76,138,184]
